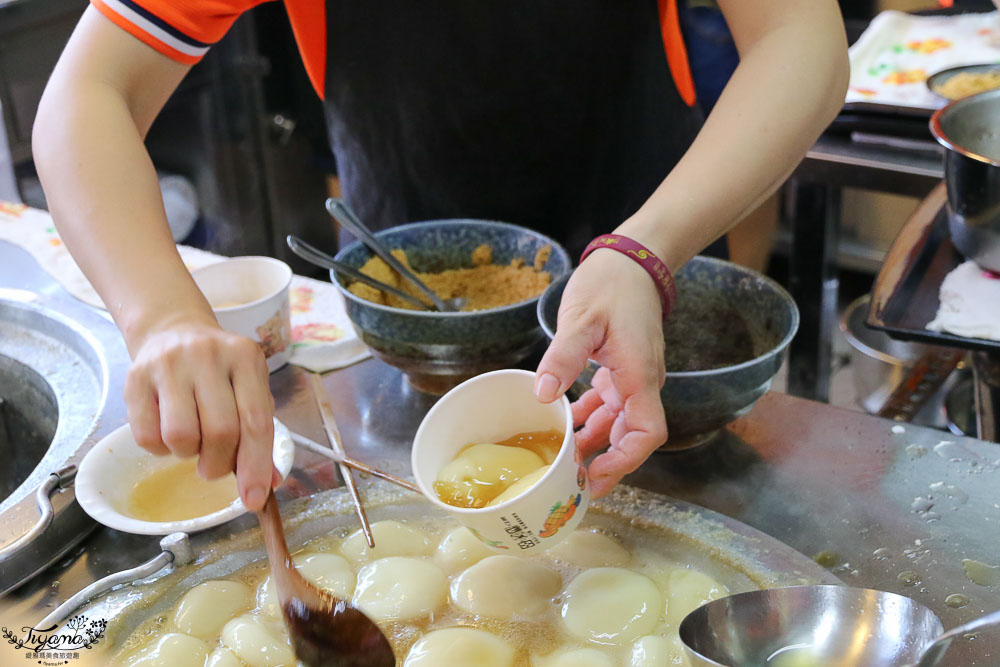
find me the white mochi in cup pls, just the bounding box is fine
[412,369,589,554]
[191,256,293,372]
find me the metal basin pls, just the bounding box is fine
[841,295,933,414]
[930,87,1000,272]
[0,296,104,515]
[0,242,128,595]
[0,354,58,500]
[75,485,838,659]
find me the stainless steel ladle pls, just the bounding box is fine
[324,198,467,312]
[910,607,1000,667]
[679,585,1000,667]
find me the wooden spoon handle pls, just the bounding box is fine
[257,491,301,595]
[257,493,396,666]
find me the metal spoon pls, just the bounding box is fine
[679,584,999,667]
[256,491,395,666]
[286,235,433,311]
[325,198,467,312]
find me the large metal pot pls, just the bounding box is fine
[930,87,1000,272]
[841,296,931,414]
[842,296,971,431]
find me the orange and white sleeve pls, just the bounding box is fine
[90,0,269,65]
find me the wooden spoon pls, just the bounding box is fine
[257,491,395,666]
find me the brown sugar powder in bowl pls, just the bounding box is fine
[934,70,1000,100]
[348,244,552,311]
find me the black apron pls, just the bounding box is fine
[323,0,703,258]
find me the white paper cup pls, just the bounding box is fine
[412,369,589,554]
[192,257,293,372]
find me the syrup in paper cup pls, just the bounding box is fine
[412,369,589,554]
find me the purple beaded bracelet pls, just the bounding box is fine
[580,234,677,320]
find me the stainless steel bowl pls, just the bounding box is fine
[679,585,943,667]
[930,87,1000,272]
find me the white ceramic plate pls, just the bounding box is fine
[75,419,295,535]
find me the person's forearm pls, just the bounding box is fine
[34,78,213,354]
[618,7,848,271]
[37,10,277,506]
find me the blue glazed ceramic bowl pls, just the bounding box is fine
[333,220,571,394]
[537,256,798,446]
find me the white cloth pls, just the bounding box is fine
[846,10,1000,112]
[927,260,1000,341]
[158,173,199,241]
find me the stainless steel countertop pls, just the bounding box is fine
[1,251,998,664]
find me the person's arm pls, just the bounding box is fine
[622,0,849,268]
[537,0,849,496]
[33,7,277,510]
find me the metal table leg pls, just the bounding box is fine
[786,180,841,402]
[972,351,1000,442]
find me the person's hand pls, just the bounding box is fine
[123,316,278,511]
[535,249,668,497]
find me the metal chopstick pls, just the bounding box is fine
[289,431,420,494]
[307,373,376,548]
